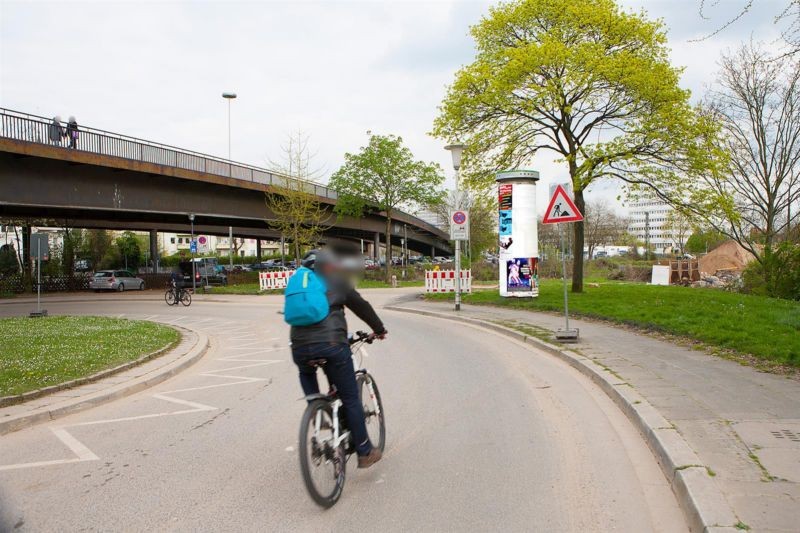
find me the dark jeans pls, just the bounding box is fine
[292,342,372,456]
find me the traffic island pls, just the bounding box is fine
[0,316,180,403]
[0,318,209,435]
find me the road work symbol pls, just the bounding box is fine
[542,185,583,224]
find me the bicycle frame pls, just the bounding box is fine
[306,336,378,457]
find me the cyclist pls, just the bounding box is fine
[290,249,387,469]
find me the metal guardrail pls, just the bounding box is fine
[0,108,445,238]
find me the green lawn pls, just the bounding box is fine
[428,280,800,367]
[0,316,180,396]
[205,283,265,295]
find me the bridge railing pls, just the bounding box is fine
[0,107,446,238]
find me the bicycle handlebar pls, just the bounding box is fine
[349,330,378,345]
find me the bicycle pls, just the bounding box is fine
[164,283,192,306]
[298,331,385,508]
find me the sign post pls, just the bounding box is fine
[542,184,583,341]
[29,233,49,318]
[449,209,469,311]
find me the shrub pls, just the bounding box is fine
[742,243,800,300]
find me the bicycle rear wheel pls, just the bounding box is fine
[180,291,192,306]
[299,400,346,508]
[358,373,386,452]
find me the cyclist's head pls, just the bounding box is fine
[302,248,363,276]
[301,249,334,272]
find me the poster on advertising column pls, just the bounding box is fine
[496,170,540,297]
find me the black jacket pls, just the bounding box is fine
[290,276,384,347]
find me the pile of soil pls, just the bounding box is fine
[699,240,756,274]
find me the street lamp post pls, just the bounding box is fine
[188,213,196,293]
[223,92,237,271]
[445,143,466,312]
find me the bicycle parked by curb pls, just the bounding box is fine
[298,331,385,507]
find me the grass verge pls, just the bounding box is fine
[0,316,180,396]
[426,280,800,368]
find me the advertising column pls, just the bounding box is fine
[496,170,540,297]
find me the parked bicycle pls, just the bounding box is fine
[164,282,192,306]
[298,331,385,508]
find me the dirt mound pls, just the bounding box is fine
[699,240,756,273]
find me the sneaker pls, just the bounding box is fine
[357,448,382,469]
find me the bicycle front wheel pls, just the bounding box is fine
[164,289,177,306]
[299,400,346,508]
[180,291,192,306]
[358,372,386,452]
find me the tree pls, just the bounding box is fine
[685,227,727,255]
[0,244,19,276]
[330,134,445,281]
[664,209,693,255]
[690,43,800,290]
[696,1,800,56]
[583,200,628,259]
[265,131,332,262]
[82,229,113,270]
[433,0,714,292]
[115,231,142,270]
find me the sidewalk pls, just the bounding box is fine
[390,298,799,532]
[0,326,208,435]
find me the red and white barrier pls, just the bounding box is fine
[259,270,294,291]
[425,270,471,293]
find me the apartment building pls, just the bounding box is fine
[627,193,676,254]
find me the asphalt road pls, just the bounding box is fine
[0,290,686,532]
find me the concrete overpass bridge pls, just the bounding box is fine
[0,108,451,263]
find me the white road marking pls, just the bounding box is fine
[0,336,283,472]
[0,428,99,472]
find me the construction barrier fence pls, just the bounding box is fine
[258,270,294,291]
[424,270,472,293]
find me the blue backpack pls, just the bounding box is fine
[284,267,329,326]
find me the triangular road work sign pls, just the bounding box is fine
[542,184,583,224]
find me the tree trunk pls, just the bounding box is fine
[571,189,586,293]
[385,214,393,283]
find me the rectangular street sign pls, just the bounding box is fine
[30,233,50,260]
[189,240,198,253]
[449,210,469,240]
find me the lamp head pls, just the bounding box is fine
[222,92,237,99]
[188,213,195,222]
[444,143,466,171]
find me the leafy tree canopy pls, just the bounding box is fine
[433,0,718,291]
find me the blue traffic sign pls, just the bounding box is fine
[190,240,197,253]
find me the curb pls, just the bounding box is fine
[386,305,739,533]
[0,329,210,436]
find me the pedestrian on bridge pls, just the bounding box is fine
[48,116,64,146]
[66,116,79,149]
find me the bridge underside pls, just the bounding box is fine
[0,147,451,256]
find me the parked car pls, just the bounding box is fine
[225,265,251,273]
[179,260,227,287]
[90,270,145,292]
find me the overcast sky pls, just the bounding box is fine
[0,0,787,212]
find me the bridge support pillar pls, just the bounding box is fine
[373,232,380,261]
[256,239,262,261]
[149,230,159,272]
[431,245,436,259]
[22,225,31,287]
